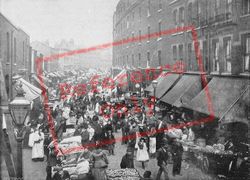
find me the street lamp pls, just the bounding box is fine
[152,80,158,115]
[9,83,31,179]
[135,83,141,97]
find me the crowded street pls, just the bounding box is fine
[20,129,214,180]
[1,0,250,180]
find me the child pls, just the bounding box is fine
[136,138,149,169]
[106,130,115,155]
[142,171,153,180]
[120,147,134,169]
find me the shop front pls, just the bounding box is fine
[181,76,249,179]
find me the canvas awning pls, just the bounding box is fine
[160,74,203,107]
[186,77,248,118]
[16,78,42,101]
[48,72,57,77]
[144,72,166,93]
[113,69,126,81]
[112,69,129,91]
[32,75,48,91]
[39,75,51,83]
[149,73,180,98]
[219,86,249,126]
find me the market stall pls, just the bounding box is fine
[105,168,141,180]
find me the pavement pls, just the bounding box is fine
[23,148,47,180]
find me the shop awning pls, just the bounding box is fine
[160,75,202,107]
[186,77,248,118]
[54,72,62,77]
[149,73,180,98]
[39,75,51,83]
[113,69,129,91]
[113,69,126,81]
[219,86,249,125]
[48,72,57,77]
[144,72,166,93]
[32,75,48,91]
[16,78,42,101]
[71,70,77,75]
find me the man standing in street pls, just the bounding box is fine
[171,138,183,176]
[156,118,165,150]
[81,123,90,148]
[156,139,169,180]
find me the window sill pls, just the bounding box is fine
[240,14,250,18]
[240,72,250,77]
[210,71,220,75]
[185,71,207,75]
[171,31,184,36]
[221,72,232,76]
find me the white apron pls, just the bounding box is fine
[32,131,44,159]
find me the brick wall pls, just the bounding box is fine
[113,0,250,76]
[0,13,31,98]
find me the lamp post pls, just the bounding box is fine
[9,83,31,179]
[135,83,141,97]
[152,80,158,115]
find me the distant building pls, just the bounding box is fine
[31,41,59,73]
[54,40,112,70]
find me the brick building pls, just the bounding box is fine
[0,13,31,99]
[113,0,250,145]
[113,0,250,76]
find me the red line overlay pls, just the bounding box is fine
[36,25,215,155]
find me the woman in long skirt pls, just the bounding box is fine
[90,147,109,180]
[136,138,149,169]
[149,127,157,157]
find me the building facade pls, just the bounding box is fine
[113,0,250,76]
[0,13,31,99]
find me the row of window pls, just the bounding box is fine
[115,0,163,37]
[115,22,162,47]
[114,50,162,68]
[115,0,250,37]
[173,0,233,27]
[172,34,250,72]
[115,33,250,73]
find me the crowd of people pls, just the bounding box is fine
[25,70,197,180]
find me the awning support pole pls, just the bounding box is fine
[218,86,249,122]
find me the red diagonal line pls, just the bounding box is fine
[35,25,194,63]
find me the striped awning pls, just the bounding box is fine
[149,73,180,98]
[186,77,248,118]
[160,74,202,107]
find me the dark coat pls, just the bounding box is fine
[157,146,169,166]
[120,154,134,169]
[81,130,90,145]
